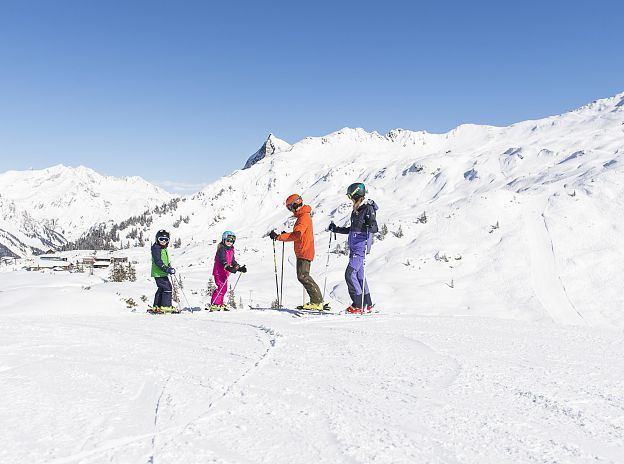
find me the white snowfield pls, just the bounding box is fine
[0,269,623,464]
[2,91,624,462]
[0,165,172,255]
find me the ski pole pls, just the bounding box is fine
[280,241,285,308]
[211,278,228,306]
[322,229,335,301]
[361,226,369,311]
[175,274,192,310]
[231,273,242,293]
[272,239,280,308]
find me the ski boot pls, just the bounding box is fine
[298,302,323,310]
[297,302,330,311]
[160,306,180,314]
[208,304,226,312]
[345,305,364,314]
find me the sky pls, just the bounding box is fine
[0,0,622,194]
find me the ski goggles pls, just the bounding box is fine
[224,236,236,243]
[157,236,170,243]
[286,196,302,211]
[346,189,360,200]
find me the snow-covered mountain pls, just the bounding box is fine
[3,93,624,463]
[5,92,623,326]
[0,165,173,256]
[243,133,292,169]
[112,91,624,328]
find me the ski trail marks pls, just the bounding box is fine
[524,194,585,325]
[147,375,170,464]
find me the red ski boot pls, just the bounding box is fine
[345,306,364,314]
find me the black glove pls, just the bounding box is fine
[269,230,279,240]
[328,222,336,232]
[224,265,237,273]
[238,265,247,273]
[166,267,176,275]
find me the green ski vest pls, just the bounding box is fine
[151,248,170,277]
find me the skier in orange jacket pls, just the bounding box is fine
[269,194,324,309]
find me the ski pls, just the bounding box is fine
[248,305,334,318]
[147,306,181,314]
[295,303,331,311]
[248,305,304,317]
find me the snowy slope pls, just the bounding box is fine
[0,164,173,240]
[0,268,622,463]
[129,91,624,328]
[0,165,173,256]
[0,195,66,257]
[2,92,624,463]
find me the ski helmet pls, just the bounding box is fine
[285,194,303,212]
[222,230,236,243]
[346,182,366,200]
[156,229,170,241]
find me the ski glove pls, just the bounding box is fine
[238,265,247,273]
[328,222,336,232]
[269,230,279,240]
[224,265,237,273]
[166,267,176,275]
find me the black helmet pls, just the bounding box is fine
[156,229,170,241]
[346,182,366,200]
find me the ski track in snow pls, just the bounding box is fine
[1,273,624,463]
[523,194,585,325]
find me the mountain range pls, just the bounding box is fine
[1,91,623,326]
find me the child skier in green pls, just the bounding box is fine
[150,229,177,313]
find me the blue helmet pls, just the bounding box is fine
[222,230,236,243]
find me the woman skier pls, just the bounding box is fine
[209,230,247,311]
[329,183,379,313]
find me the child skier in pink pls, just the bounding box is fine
[209,230,247,311]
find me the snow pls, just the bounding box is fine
[0,164,172,253]
[1,91,624,462]
[1,266,623,463]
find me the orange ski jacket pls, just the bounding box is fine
[277,204,315,261]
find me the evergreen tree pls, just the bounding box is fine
[126,261,136,282]
[171,277,180,304]
[109,262,127,282]
[377,223,388,240]
[227,287,237,308]
[205,277,217,296]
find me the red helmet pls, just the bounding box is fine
[285,194,303,212]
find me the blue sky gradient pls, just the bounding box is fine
[0,0,622,193]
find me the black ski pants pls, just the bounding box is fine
[154,276,173,308]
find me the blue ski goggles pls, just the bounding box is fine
[157,236,170,243]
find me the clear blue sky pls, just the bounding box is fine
[1,0,622,194]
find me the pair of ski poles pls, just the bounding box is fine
[270,227,336,308]
[210,272,242,307]
[272,239,285,308]
[322,229,337,301]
